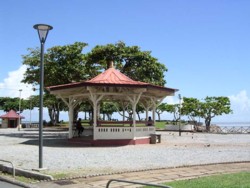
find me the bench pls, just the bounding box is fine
[72,126,93,137]
[150,133,161,144]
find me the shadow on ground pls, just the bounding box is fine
[21,138,89,148]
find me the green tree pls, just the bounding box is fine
[100,102,117,120]
[22,41,168,124]
[22,42,89,124]
[0,97,20,112]
[165,104,180,124]
[181,96,232,131]
[181,97,201,123]
[22,42,89,86]
[85,41,168,120]
[156,103,168,121]
[200,96,232,131]
[0,97,31,113]
[43,94,68,125]
[86,41,167,86]
[78,101,92,121]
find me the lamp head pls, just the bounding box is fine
[178,94,181,100]
[33,24,53,43]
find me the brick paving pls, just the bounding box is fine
[35,162,250,188]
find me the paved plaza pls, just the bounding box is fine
[0,128,249,187]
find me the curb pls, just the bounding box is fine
[39,160,250,183]
[0,164,53,181]
[0,175,35,188]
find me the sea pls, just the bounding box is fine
[213,122,250,127]
[211,122,250,134]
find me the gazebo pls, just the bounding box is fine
[47,65,178,145]
[0,110,24,128]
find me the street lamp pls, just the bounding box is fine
[178,94,182,136]
[33,24,53,169]
[18,89,22,131]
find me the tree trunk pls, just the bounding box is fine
[157,112,161,121]
[48,106,60,126]
[84,111,87,120]
[56,109,60,124]
[205,118,211,132]
[73,108,79,122]
[107,114,111,120]
[137,112,141,120]
[48,108,54,125]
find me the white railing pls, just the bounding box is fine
[95,127,134,139]
[135,126,155,137]
[0,159,15,177]
[94,126,155,140]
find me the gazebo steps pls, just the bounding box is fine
[68,137,150,146]
[68,136,93,147]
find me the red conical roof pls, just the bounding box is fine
[86,67,147,85]
[0,110,24,119]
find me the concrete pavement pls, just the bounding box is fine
[34,162,250,188]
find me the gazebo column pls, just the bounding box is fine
[91,97,103,140]
[60,95,80,139]
[142,101,153,121]
[127,93,143,138]
[97,104,100,120]
[152,106,156,124]
[121,102,129,123]
[68,106,74,138]
[150,97,165,125]
[88,87,104,140]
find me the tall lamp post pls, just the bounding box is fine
[18,89,22,131]
[178,94,182,136]
[29,88,37,128]
[33,24,53,169]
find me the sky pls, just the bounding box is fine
[0,0,249,123]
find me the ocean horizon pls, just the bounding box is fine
[213,122,250,127]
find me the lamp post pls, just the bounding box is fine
[29,88,37,128]
[18,89,22,131]
[33,24,53,169]
[178,94,182,136]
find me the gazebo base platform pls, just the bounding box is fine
[68,136,150,146]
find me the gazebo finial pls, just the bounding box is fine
[108,61,114,68]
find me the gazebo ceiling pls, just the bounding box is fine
[47,67,178,101]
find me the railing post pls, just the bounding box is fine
[0,159,15,177]
[106,179,172,188]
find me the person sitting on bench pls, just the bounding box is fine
[76,118,84,137]
[147,116,153,126]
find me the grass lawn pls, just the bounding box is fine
[57,120,168,129]
[155,121,167,129]
[145,172,250,188]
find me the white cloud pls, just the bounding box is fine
[162,96,178,104]
[163,91,250,122]
[214,90,250,122]
[0,65,36,99]
[229,90,250,112]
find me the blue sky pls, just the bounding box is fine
[0,0,249,123]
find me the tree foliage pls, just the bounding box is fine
[22,42,89,86]
[22,41,169,124]
[86,41,167,86]
[156,103,169,121]
[0,97,34,113]
[181,97,201,122]
[181,96,232,131]
[200,96,232,131]
[22,42,89,124]
[100,102,117,120]
[165,104,180,124]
